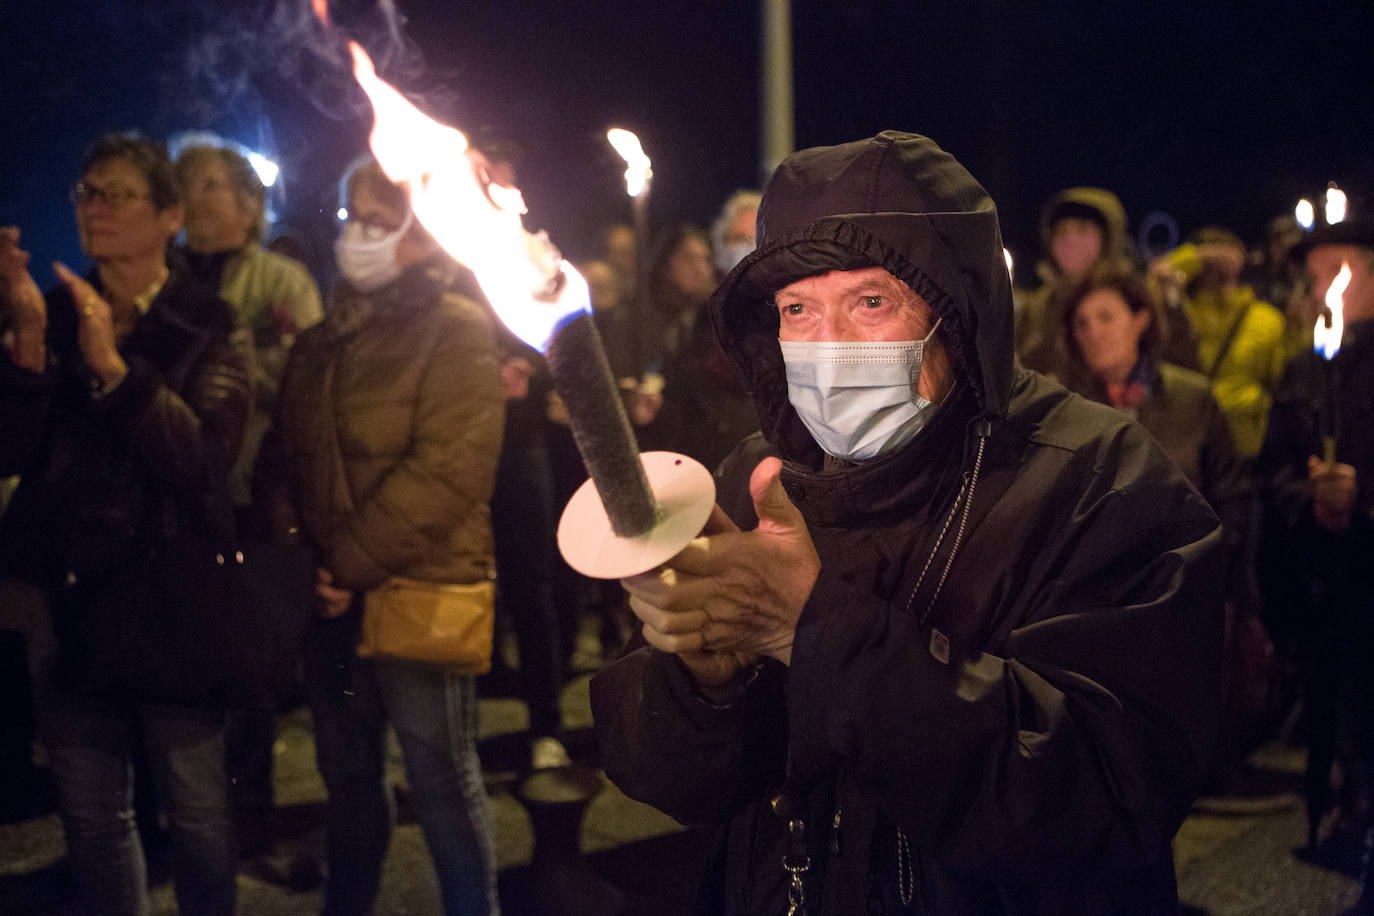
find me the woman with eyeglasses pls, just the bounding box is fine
[254,157,505,915]
[0,132,253,915]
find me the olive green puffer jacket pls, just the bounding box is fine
[256,258,504,592]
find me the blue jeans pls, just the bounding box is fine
[305,612,499,916]
[32,669,236,916]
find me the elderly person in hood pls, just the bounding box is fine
[591,132,1224,914]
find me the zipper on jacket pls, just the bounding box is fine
[904,420,990,626]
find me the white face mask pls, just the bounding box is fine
[779,318,942,462]
[334,210,413,293]
[714,239,755,275]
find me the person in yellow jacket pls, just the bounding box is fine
[1151,227,1286,460]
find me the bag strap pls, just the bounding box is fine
[1206,300,1252,381]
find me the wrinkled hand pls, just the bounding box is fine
[0,227,47,370]
[315,567,355,619]
[52,262,126,387]
[1308,456,1357,531]
[622,458,820,688]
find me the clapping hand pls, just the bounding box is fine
[52,262,126,387]
[0,227,47,371]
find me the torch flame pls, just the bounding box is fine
[1295,198,1315,231]
[345,41,587,353]
[1326,185,1347,226]
[1314,262,1352,361]
[607,128,652,198]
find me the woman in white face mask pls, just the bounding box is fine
[257,158,506,914]
[334,173,422,292]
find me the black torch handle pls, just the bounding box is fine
[546,312,658,537]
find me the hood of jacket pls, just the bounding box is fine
[708,131,1014,466]
[1036,186,1129,278]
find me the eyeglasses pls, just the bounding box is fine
[348,216,403,240]
[70,181,152,209]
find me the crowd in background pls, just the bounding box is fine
[0,129,1371,915]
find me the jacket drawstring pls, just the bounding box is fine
[896,826,915,907]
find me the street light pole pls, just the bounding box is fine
[760,0,794,185]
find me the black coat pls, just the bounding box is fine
[1257,318,1374,549]
[0,270,253,614]
[1068,361,1254,607]
[591,132,1223,914]
[1256,319,1374,730]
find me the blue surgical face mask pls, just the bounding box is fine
[779,318,943,462]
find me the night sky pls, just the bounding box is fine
[2,0,1371,285]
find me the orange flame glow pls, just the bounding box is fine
[345,41,588,352]
[313,0,329,25]
[1314,262,1352,361]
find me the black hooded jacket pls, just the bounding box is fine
[591,132,1223,914]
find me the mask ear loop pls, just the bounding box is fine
[907,315,943,398]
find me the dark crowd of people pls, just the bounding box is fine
[0,126,1371,915]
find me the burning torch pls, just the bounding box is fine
[343,43,714,579]
[605,127,656,393]
[1313,261,1352,462]
[606,127,651,302]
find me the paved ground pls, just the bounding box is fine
[1,626,1368,915]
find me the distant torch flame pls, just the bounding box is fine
[1002,247,1014,279]
[607,128,652,198]
[1326,185,1348,226]
[1295,198,1315,231]
[346,41,587,353]
[1314,262,1352,361]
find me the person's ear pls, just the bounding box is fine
[160,204,185,240]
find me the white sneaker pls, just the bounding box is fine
[531,736,572,770]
